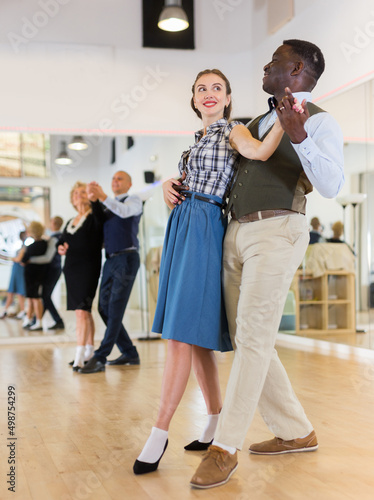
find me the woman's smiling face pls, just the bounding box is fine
[193,73,231,123]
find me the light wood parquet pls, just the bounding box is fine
[0,335,374,500]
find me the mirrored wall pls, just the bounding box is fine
[285,78,374,350]
[1,80,374,350]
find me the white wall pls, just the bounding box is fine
[0,0,373,133]
[250,0,374,111]
[0,0,255,133]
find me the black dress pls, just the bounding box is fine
[22,240,48,298]
[60,202,104,312]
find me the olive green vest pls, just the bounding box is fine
[227,102,324,218]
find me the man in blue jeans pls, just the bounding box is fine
[80,171,142,374]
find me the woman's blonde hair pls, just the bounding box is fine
[27,221,44,240]
[332,221,344,239]
[70,181,87,209]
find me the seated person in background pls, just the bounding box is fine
[21,221,48,331]
[327,221,344,243]
[309,216,325,244]
[29,216,65,330]
[0,231,27,319]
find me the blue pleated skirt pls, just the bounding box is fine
[8,262,26,295]
[152,192,232,352]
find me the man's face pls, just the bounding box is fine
[112,172,131,195]
[262,45,297,97]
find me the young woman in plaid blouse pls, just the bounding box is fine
[134,69,301,475]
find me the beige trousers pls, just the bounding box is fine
[215,214,314,450]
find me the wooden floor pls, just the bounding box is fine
[1,333,374,500]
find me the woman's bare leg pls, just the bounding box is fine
[4,292,14,310]
[17,294,25,312]
[155,339,193,430]
[86,312,95,345]
[192,346,222,414]
[73,309,88,368]
[75,309,87,346]
[189,346,222,444]
[84,312,95,360]
[136,340,193,466]
[32,298,43,320]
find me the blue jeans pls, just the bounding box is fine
[94,251,140,363]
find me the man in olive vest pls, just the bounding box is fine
[191,39,345,488]
[81,171,142,374]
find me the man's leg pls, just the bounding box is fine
[191,214,312,488]
[42,267,63,325]
[256,348,314,440]
[97,258,111,328]
[215,214,311,450]
[95,252,139,362]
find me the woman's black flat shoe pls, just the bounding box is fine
[184,439,213,451]
[133,440,168,475]
[69,360,88,367]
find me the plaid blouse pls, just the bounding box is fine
[178,118,242,199]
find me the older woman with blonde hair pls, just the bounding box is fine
[58,181,104,371]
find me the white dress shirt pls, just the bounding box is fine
[102,193,143,218]
[258,91,345,199]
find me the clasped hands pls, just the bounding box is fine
[86,181,107,202]
[276,87,309,144]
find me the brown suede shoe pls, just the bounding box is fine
[190,445,238,489]
[249,430,318,455]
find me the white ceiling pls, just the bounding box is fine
[1,0,258,52]
[1,0,373,137]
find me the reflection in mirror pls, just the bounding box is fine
[279,78,374,350]
[0,187,50,328]
[0,133,190,342]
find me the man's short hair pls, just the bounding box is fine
[283,39,325,81]
[52,216,63,230]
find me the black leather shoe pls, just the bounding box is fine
[48,321,65,330]
[133,440,168,475]
[72,366,82,372]
[184,439,213,451]
[107,353,140,365]
[78,358,106,374]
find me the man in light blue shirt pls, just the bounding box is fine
[80,171,142,374]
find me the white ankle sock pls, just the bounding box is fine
[29,319,42,330]
[199,414,219,443]
[298,432,311,439]
[212,440,236,455]
[137,427,168,463]
[84,344,94,361]
[22,317,31,327]
[73,346,85,368]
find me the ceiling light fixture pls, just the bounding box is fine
[158,0,189,32]
[68,135,88,151]
[55,141,73,165]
